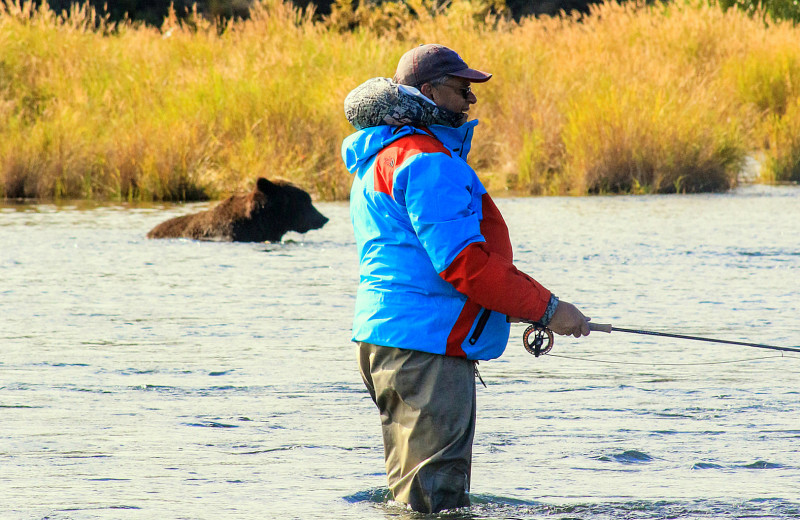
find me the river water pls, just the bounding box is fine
[1,184,799,519]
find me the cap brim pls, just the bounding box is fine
[449,68,492,83]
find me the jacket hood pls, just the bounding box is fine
[341,120,479,175]
[344,77,466,130]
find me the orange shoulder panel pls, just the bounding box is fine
[374,134,452,197]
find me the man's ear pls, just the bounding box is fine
[419,83,434,99]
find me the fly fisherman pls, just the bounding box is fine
[341,44,591,513]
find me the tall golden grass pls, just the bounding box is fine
[1,0,799,200]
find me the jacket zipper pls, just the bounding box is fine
[468,308,492,345]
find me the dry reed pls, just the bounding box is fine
[1,0,799,201]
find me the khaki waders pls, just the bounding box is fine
[358,342,477,513]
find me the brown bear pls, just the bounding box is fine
[146,177,328,242]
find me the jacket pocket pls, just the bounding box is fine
[468,308,491,345]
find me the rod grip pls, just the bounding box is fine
[589,322,613,333]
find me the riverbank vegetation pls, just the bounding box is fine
[2,0,800,201]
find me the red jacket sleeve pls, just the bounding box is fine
[439,194,552,322]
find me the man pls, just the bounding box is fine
[341,44,590,513]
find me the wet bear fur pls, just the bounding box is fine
[146,177,328,242]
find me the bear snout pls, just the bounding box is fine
[294,207,329,234]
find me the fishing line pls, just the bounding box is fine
[547,353,795,366]
[591,323,800,354]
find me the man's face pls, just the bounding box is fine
[426,77,477,118]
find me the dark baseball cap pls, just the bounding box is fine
[393,44,492,87]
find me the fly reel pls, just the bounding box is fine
[522,324,554,357]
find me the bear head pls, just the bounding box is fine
[234,177,329,242]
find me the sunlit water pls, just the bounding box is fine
[1,185,799,519]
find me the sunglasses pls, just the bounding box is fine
[441,83,472,100]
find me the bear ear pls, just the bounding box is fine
[256,177,278,195]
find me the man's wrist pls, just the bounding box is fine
[540,294,559,326]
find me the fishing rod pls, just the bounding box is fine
[514,319,800,358]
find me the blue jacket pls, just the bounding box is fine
[342,122,553,360]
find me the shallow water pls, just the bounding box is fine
[1,185,799,519]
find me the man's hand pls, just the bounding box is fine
[547,301,590,338]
